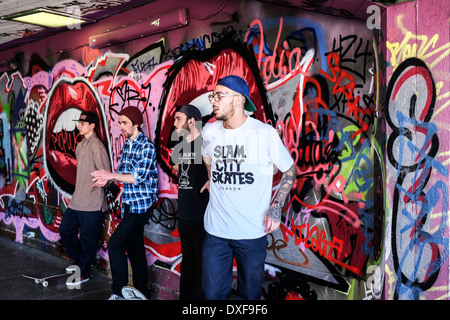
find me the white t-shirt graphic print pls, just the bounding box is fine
[202,117,294,240]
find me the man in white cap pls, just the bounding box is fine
[202,75,296,300]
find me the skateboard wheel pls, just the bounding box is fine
[35,279,40,284]
[43,281,48,287]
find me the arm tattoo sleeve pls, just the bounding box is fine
[275,164,296,205]
[267,164,296,223]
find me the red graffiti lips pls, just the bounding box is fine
[43,78,111,195]
[156,44,268,179]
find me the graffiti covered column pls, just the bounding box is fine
[385,0,450,300]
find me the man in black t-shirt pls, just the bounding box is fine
[171,104,209,300]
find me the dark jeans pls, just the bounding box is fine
[107,206,150,298]
[201,232,268,300]
[178,221,205,300]
[59,207,103,278]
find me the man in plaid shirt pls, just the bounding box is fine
[92,106,158,300]
[115,130,158,215]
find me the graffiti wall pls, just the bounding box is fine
[384,0,450,300]
[0,0,382,300]
[0,0,447,300]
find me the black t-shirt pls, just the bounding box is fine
[173,136,209,224]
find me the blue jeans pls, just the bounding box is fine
[201,233,268,300]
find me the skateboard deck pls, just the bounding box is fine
[22,269,68,287]
[121,286,148,300]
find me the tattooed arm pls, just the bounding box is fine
[264,163,296,233]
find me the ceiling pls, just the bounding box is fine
[0,0,154,51]
[0,0,385,52]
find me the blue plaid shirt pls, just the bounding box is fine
[116,132,158,215]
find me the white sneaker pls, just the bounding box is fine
[108,294,125,300]
[121,286,148,300]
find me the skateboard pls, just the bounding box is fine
[121,286,148,300]
[22,269,68,287]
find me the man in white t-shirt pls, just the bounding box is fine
[201,75,296,300]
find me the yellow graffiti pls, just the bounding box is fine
[423,286,450,300]
[439,150,450,167]
[387,14,450,70]
[385,264,396,299]
[432,82,450,121]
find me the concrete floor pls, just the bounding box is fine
[0,236,114,300]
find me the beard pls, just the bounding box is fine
[215,113,226,121]
[175,121,190,138]
[215,104,234,121]
[122,130,132,138]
